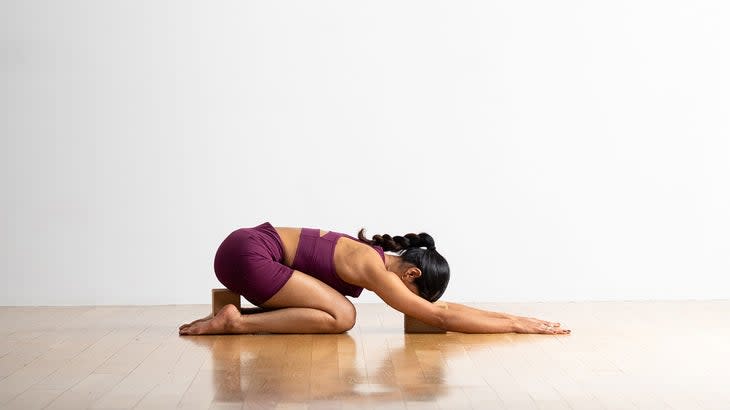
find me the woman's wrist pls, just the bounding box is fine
[511,317,525,333]
[504,313,522,321]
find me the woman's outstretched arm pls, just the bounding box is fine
[441,307,519,333]
[439,301,570,334]
[369,271,570,334]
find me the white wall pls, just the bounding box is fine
[2,1,728,306]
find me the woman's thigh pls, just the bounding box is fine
[259,270,356,323]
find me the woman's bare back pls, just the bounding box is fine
[273,226,384,290]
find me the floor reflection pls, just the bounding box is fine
[182,331,529,407]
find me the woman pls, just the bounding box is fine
[178,222,571,335]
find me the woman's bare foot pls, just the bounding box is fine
[178,313,214,332]
[179,304,244,335]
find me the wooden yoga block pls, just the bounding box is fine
[404,301,449,333]
[211,288,241,315]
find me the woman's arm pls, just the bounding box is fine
[369,271,521,333]
[367,270,570,334]
[442,301,516,320]
[442,306,519,333]
[439,301,570,334]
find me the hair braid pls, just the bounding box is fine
[357,230,436,252]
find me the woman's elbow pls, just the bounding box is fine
[434,307,449,330]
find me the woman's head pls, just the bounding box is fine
[357,229,450,302]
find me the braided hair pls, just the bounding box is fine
[357,229,450,302]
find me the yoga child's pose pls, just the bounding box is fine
[179,222,571,335]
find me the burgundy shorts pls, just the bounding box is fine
[213,222,294,306]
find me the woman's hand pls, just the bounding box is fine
[514,316,571,334]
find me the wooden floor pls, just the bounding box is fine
[0,301,728,409]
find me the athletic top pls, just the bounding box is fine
[291,227,385,297]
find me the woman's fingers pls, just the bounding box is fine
[509,317,571,334]
[538,321,571,334]
[524,317,560,327]
[539,320,563,329]
[550,326,570,334]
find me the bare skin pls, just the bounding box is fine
[179,226,571,335]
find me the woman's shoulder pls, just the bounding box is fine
[338,233,384,258]
[333,236,388,285]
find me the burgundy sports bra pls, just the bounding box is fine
[290,228,385,297]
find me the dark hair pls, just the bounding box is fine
[357,229,450,302]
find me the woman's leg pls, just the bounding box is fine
[179,270,356,335]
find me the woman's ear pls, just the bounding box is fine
[406,267,422,279]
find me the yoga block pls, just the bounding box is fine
[404,301,448,333]
[211,288,241,315]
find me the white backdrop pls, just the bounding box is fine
[2,1,729,305]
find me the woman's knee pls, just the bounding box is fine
[330,302,356,333]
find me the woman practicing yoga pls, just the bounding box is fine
[178,222,571,335]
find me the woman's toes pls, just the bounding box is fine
[179,321,206,335]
